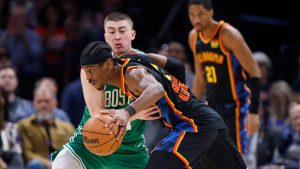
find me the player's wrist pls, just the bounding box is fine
[124,105,136,116]
[247,77,261,114]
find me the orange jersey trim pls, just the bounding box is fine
[173,131,190,168]
[192,31,198,55]
[120,59,131,96]
[220,23,243,153]
[163,93,198,132]
[120,62,173,129]
[224,51,243,154]
[200,20,224,44]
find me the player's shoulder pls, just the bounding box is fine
[132,48,145,54]
[188,28,198,48]
[221,23,244,41]
[189,28,197,39]
[121,53,152,64]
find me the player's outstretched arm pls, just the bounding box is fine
[105,67,165,139]
[81,69,105,117]
[146,53,186,83]
[221,24,261,135]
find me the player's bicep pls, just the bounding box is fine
[146,53,167,68]
[125,68,160,93]
[222,27,261,77]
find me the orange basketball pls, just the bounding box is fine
[82,114,124,156]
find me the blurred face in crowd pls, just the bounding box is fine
[8,5,27,34]
[168,42,186,63]
[269,81,292,120]
[269,91,288,119]
[290,105,300,132]
[104,19,136,56]
[33,89,56,122]
[188,4,213,32]
[0,67,18,94]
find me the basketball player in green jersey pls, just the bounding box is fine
[188,0,261,155]
[52,12,185,169]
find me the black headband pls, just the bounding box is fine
[80,51,114,66]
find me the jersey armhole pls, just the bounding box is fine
[191,31,198,54]
[219,23,230,56]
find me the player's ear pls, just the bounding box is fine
[131,30,136,40]
[104,58,114,71]
[104,32,108,42]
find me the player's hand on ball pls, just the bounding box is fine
[105,109,130,140]
[130,105,161,121]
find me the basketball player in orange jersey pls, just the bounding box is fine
[52,12,184,169]
[80,41,248,169]
[188,0,261,155]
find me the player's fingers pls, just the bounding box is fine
[106,117,118,134]
[146,109,160,115]
[117,126,125,140]
[108,123,116,135]
[145,116,161,120]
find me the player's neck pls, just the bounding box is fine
[202,20,219,38]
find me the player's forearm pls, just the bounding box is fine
[129,84,164,114]
[192,75,205,100]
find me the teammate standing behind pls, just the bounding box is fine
[188,0,261,154]
[52,12,184,169]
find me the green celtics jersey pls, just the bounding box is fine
[52,49,148,169]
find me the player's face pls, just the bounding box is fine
[104,20,136,56]
[188,4,213,32]
[82,59,114,90]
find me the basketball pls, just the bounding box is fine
[82,114,124,156]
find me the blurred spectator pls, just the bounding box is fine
[247,103,280,169]
[272,104,300,169]
[167,41,194,88]
[60,78,84,126]
[0,48,11,67]
[0,86,24,169]
[253,51,272,106]
[36,2,66,91]
[35,77,71,123]
[0,65,33,123]
[0,2,43,98]
[268,80,294,133]
[18,88,74,169]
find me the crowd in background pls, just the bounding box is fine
[0,0,299,169]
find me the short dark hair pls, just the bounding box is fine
[80,41,114,66]
[104,12,133,29]
[188,0,213,10]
